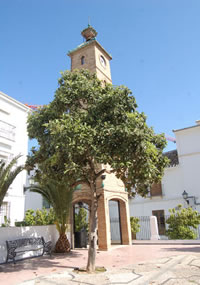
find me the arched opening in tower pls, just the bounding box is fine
[109,199,122,245]
[73,202,89,248]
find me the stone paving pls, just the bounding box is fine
[1,244,200,285]
[18,254,200,285]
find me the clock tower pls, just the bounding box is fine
[68,25,112,84]
[69,26,131,251]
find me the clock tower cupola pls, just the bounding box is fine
[68,25,112,84]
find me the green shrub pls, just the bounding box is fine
[75,207,88,232]
[24,209,35,226]
[130,217,140,234]
[1,216,10,227]
[34,208,55,225]
[166,204,200,239]
[15,208,55,227]
[15,221,26,227]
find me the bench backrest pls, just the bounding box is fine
[6,237,44,248]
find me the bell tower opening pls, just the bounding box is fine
[81,56,85,65]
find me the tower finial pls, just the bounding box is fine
[88,16,91,27]
[81,25,97,41]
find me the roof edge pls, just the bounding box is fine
[68,39,112,60]
[0,91,30,111]
[173,124,200,133]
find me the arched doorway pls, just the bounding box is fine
[109,200,122,244]
[107,197,131,247]
[71,184,132,250]
[72,201,90,248]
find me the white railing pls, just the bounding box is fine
[0,202,10,225]
[0,120,16,141]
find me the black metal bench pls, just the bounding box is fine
[6,237,52,264]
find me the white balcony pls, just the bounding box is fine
[0,120,15,141]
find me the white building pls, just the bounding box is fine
[25,169,50,212]
[129,120,200,236]
[0,91,29,226]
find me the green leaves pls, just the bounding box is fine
[166,204,200,239]
[20,208,55,226]
[130,217,140,234]
[0,155,24,207]
[27,69,168,196]
[29,179,73,234]
[75,207,88,232]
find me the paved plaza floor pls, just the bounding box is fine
[0,243,200,285]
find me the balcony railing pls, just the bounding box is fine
[0,202,10,225]
[0,120,15,141]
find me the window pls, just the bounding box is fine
[103,80,107,87]
[42,197,50,209]
[0,202,10,225]
[81,56,85,65]
[0,142,12,150]
[152,210,166,235]
[0,120,16,141]
[150,183,162,197]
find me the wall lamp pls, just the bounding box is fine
[23,176,35,193]
[182,190,200,205]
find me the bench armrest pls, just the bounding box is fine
[6,246,17,263]
[43,241,52,255]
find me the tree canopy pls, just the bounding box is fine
[27,69,168,196]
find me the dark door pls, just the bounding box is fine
[109,200,122,244]
[152,210,166,235]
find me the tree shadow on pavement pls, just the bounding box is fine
[0,250,85,274]
[163,246,200,253]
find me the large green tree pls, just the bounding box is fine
[27,69,168,272]
[0,155,24,207]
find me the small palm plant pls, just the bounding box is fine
[0,155,24,207]
[29,179,73,253]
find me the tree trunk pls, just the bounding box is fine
[0,194,5,209]
[55,233,71,253]
[86,184,98,272]
[0,190,8,208]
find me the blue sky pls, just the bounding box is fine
[1,0,200,151]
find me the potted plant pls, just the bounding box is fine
[130,217,140,239]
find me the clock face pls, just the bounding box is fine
[100,55,106,68]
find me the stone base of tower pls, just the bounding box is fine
[98,190,132,250]
[97,193,111,250]
[71,175,132,251]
